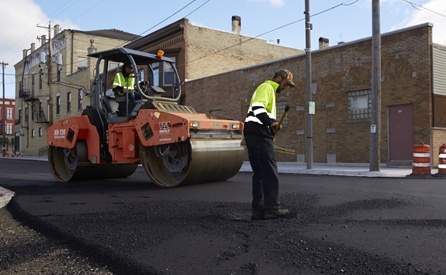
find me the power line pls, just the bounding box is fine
[181,0,360,68]
[183,0,211,18]
[114,0,210,49]
[138,0,199,36]
[13,0,360,90]
[402,0,446,18]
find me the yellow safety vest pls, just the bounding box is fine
[113,72,135,95]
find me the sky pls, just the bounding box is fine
[0,0,445,99]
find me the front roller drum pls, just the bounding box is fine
[141,139,245,187]
[48,141,137,182]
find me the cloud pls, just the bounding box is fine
[395,0,446,44]
[0,0,48,66]
[0,0,80,66]
[0,0,79,98]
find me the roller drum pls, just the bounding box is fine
[141,139,245,187]
[48,142,137,182]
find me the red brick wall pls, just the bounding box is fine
[186,24,434,164]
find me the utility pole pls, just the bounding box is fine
[37,22,53,125]
[370,0,381,171]
[304,0,314,169]
[1,62,7,153]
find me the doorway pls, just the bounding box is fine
[388,104,414,162]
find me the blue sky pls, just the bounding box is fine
[1,0,445,98]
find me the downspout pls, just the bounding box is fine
[71,30,75,74]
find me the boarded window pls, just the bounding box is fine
[348,90,371,120]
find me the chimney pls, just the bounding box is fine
[31,43,35,52]
[88,39,97,55]
[231,15,241,35]
[319,37,329,49]
[23,49,28,58]
[54,24,60,36]
[41,35,46,46]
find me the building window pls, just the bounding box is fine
[77,57,87,70]
[6,108,12,119]
[276,101,288,127]
[31,102,35,120]
[6,124,12,135]
[78,89,83,110]
[348,90,371,120]
[151,57,177,86]
[25,106,29,124]
[152,62,159,86]
[39,127,42,137]
[56,94,60,115]
[31,129,35,138]
[47,98,50,120]
[67,91,71,112]
[18,109,22,124]
[39,101,43,122]
[39,68,43,89]
[163,57,176,86]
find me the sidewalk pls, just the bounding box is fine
[240,162,438,178]
[3,155,437,178]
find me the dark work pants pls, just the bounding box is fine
[244,134,280,211]
[129,92,142,112]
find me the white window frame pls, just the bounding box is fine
[348,90,371,120]
[6,123,12,135]
[6,108,12,119]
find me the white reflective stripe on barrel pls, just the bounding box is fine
[412,162,431,167]
[413,152,430,157]
[439,154,446,158]
[439,164,446,169]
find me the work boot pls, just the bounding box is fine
[264,208,290,219]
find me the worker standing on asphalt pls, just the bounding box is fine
[244,69,296,220]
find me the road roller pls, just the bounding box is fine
[47,48,245,187]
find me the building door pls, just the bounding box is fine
[388,104,414,161]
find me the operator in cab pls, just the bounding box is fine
[112,62,141,113]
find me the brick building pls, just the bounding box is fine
[14,17,302,157]
[0,98,16,156]
[14,26,139,156]
[125,17,304,103]
[186,23,446,166]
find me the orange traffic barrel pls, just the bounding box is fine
[438,144,446,174]
[412,143,431,175]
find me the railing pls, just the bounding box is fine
[35,108,48,123]
[19,89,31,99]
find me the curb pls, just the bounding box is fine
[0,187,15,209]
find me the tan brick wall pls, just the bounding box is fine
[185,23,303,79]
[186,24,434,164]
[15,31,132,156]
[432,129,446,167]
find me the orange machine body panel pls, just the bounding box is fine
[47,115,101,163]
[47,109,243,165]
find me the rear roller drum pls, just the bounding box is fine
[48,141,137,182]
